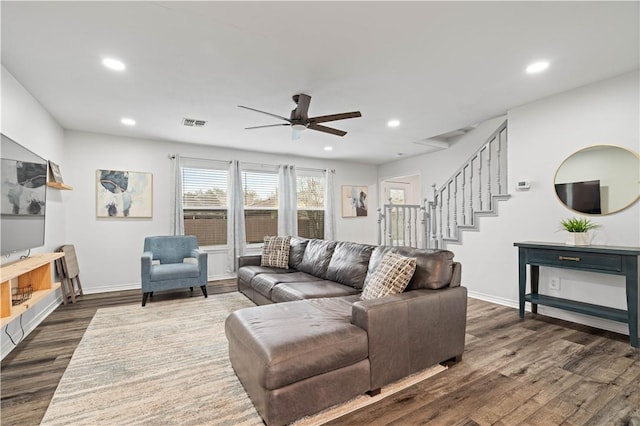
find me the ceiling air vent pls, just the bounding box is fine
[182,118,208,127]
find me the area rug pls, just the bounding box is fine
[41,292,446,426]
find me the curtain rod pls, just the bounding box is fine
[169,154,231,164]
[170,155,333,173]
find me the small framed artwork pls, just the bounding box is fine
[96,169,153,218]
[48,161,64,183]
[341,185,368,217]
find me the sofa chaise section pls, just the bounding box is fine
[225,296,370,426]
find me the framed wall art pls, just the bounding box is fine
[48,160,64,183]
[341,185,368,217]
[96,169,153,218]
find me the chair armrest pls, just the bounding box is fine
[190,249,208,285]
[351,286,467,390]
[141,251,153,286]
[238,255,262,268]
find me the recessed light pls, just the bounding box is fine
[526,60,549,74]
[387,119,400,128]
[121,118,136,126]
[324,146,333,151]
[103,57,126,71]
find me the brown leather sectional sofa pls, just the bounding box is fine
[225,237,467,425]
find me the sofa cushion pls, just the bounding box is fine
[271,280,361,303]
[224,297,367,390]
[252,272,323,299]
[288,236,309,269]
[325,242,375,289]
[361,252,416,300]
[297,239,337,279]
[365,247,454,290]
[237,265,292,285]
[261,236,291,269]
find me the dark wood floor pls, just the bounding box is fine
[2,282,638,425]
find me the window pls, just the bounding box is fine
[242,168,278,244]
[181,163,228,246]
[297,170,325,239]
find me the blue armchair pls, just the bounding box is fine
[141,235,208,306]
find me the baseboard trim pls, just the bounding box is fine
[467,290,629,337]
[83,275,238,295]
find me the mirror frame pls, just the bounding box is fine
[554,145,640,216]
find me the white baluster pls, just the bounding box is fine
[453,173,458,238]
[487,140,492,210]
[477,150,483,210]
[377,207,383,245]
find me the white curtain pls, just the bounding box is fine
[227,160,246,273]
[324,169,336,240]
[170,154,185,235]
[278,164,298,237]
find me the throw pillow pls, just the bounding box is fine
[260,236,291,269]
[361,252,416,300]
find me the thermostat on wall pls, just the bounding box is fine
[516,181,531,190]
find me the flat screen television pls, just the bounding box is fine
[1,133,47,255]
[554,179,602,215]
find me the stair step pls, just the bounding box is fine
[492,194,511,200]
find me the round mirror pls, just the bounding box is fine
[554,145,640,215]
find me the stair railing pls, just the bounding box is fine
[377,199,429,248]
[426,120,508,248]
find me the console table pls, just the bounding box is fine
[514,241,639,347]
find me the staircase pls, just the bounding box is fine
[426,120,509,248]
[377,120,509,249]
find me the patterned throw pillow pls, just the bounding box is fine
[260,236,291,269]
[361,252,416,300]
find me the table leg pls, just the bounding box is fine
[624,257,638,348]
[518,248,527,318]
[531,265,539,315]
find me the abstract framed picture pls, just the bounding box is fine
[341,185,368,218]
[96,169,153,218]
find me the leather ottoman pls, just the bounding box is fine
[225,296,370,426]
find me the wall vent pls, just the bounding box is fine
[182,118,208,127]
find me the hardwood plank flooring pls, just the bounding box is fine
[2,288,639,425]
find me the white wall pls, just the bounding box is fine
[1,66,67,359]
[380,71,639,337]
[63,130,378,294]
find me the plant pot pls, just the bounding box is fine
[566,232,589,246]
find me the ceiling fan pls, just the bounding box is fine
[238,94,361,140]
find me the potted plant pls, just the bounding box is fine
[560,217,600,246]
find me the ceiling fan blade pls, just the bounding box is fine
[245,123,290,130]
[291,93,311,120]
[238,105,290,122]
[308,123,347,137]
[309,111,362,124]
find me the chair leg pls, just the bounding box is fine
[67,277,77,304]
[75,276,84,296]
[59,277,70,305]
[142,292,150,307]
[200,285,208,298]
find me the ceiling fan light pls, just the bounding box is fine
[292,124,307,131]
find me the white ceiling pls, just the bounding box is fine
[2,1,638,165]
